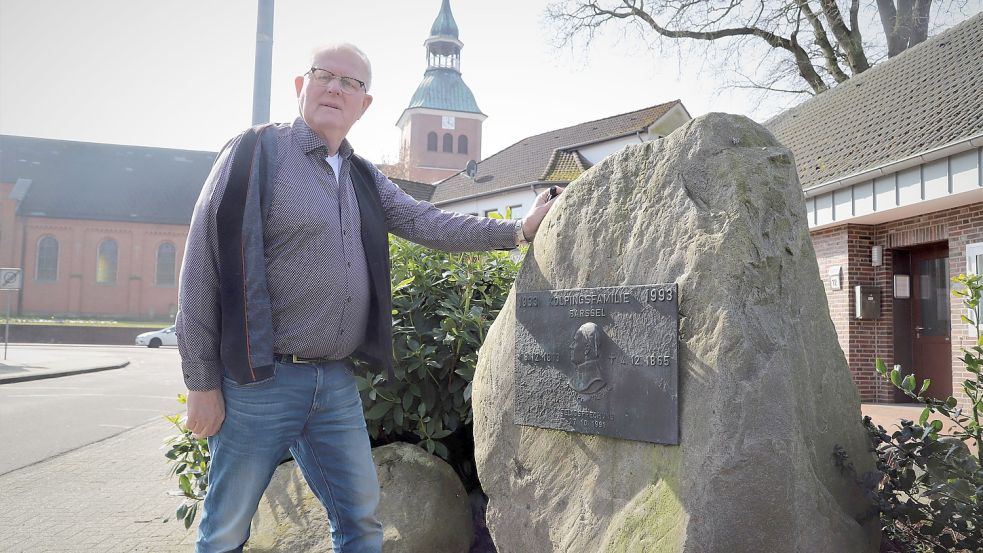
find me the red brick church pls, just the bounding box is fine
[0,138,212,320]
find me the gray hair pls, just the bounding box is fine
[309,42,373,92]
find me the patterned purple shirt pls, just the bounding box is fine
[177,118,519,391]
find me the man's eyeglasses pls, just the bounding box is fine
[306,67,366,94]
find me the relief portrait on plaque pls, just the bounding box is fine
[566,322,607,395]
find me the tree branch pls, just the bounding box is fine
[795,0,850,83]
[875,0,904,56]
[731,80,814,95]
[817,0,870,72]
[893,0,916,57]
[910,0,933,46]
[596,0,830,93]
[849,0,862,41]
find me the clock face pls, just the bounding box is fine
[441,115,456,130]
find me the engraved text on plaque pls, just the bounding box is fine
[513,284,679,444]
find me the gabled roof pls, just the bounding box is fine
[389,176,435,202]
[1,134,215,225]
[766,13,983,190]
[430,100,682,204]
[541,150,590,182]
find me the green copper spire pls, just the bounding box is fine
[401,0,483,116]
[429,0,459,39]
[406,70,482,114]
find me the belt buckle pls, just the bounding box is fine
[291,354,311,364]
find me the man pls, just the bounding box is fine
[177,43,560,553]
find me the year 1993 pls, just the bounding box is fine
[648,287,674,302]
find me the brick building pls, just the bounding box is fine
[767,13,983,405]
[0,136,215,320]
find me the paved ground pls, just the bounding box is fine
[863,402,922,430]
[0,417,199,552]
[0,344,197,552]
[0,346,947,552]
[0,345,187,473]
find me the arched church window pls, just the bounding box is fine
[156,242,176,286]
[427,132,438,151]
[458,135,468,155]
[36,236,59,282]
[97,239,118,284]
[443,133,453,153]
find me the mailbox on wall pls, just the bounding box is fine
[828,266,842,290]
[855,285,881,320]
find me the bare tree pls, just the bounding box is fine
[547,0,967,96]
[877,0,935,56]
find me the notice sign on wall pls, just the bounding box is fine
[513,284,679,445]
[0,268,22,291]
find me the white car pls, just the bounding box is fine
[135,325,178,348]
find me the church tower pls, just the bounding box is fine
[396,0,485,183]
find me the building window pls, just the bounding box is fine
[96,239,118,284]
[458,135,468,155]
[427,132,437,151]
[36,236,58,282]
[443,133,453,153]
[964,242,983,327]
[968,243,983,276]
[156,242,176,286]
[484,208,501,218]
[508,204,524,219]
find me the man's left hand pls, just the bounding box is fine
[521,186,565,243]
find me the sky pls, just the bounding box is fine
[1,0,980,165]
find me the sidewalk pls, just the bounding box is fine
[861,402,923,430]
[0,346,950,553]
[0,343,129,384]
[0,417,198,552]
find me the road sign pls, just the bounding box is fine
[0,268,22,291]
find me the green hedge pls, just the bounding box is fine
[354,237,520,459]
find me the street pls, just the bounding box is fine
[0,343,187,475]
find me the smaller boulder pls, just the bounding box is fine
[246,442,472,553]
[375,443,473,553]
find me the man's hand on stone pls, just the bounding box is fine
[186,389,225,438]
[521,186,564,243]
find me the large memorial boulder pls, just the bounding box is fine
[246,442,472,552]
[473,113,878,552]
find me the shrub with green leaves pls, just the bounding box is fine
[163,393,209,528]
[848,273,983,552]
[355,237,520,460]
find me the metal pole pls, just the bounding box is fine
[252,0,275,125]
[4,292,10,360]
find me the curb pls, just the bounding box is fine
[0,361,130,384]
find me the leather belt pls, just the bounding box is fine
[274,353,338,365]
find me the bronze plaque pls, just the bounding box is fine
[513,284,678,444]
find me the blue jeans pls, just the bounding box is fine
[196,360,382,553]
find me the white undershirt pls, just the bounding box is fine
[324,153,341,180]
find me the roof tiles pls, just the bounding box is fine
[431,100,681,203]
[766,13,983,189]
[1,135,215,225]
